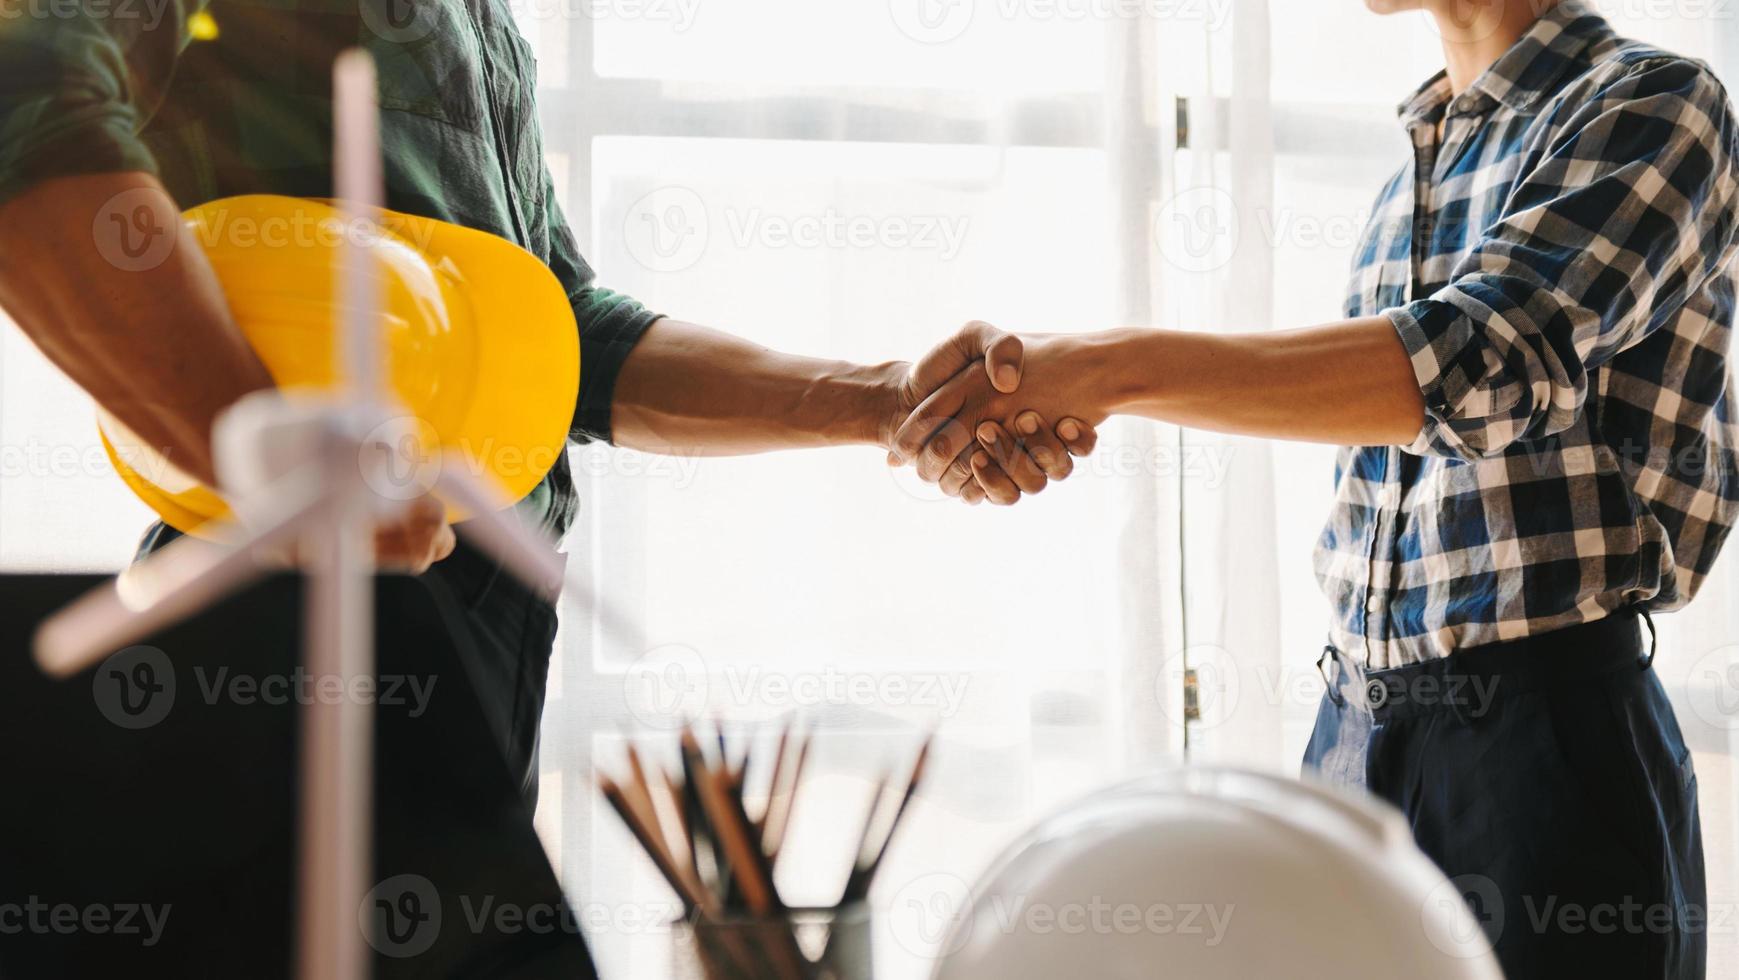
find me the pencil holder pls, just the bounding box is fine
[675,904,873,980]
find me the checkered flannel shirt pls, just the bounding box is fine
[0,0,661,535]
[1318,0,1739,667]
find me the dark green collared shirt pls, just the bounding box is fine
[0,0,660,535]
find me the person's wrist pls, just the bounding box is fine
[839,358,908,449]
[1040,331,1125,423]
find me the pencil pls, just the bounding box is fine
[598,776,704,913]
[843,733,932,903]
[766,725,811,865]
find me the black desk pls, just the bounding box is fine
[0,573,597,979]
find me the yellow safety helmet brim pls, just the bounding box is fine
[407,212,580,511]
[98,412,229,536]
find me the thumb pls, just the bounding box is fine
[907,320,1018,400]
[983,331,1023,393]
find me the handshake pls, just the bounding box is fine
[882,321,1108,506]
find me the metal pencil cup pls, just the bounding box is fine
[675,904,872,980]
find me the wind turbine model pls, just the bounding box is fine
[32,50,575,980]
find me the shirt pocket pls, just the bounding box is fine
[359,0,487,132]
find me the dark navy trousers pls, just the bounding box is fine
[136,522,562,810]
[1304,610,1705,979]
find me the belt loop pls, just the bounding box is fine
[1637,606,1657,670]
[1318,646,1346,707]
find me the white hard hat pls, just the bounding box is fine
[930,768,1503,980]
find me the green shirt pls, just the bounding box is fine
[0,0,660,535]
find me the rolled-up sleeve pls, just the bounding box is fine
[0,4,202,206]
[536,167,659,445]
[1389,56,1739,460]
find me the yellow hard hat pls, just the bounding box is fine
[98,195,579,536]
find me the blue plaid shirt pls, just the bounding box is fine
[1317,0,1739,667]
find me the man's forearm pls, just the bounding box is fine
[0,173,275,484]
[609,317,903,456]
[1073,317,1426,446]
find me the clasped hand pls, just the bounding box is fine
[887,322,1105,506]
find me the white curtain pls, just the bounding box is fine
[1,1,1734,976]
[526,3,1739,976]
